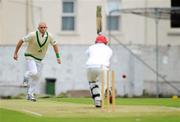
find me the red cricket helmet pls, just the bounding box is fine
[95,35,108,45]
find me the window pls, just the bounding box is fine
[106,0,121,31]
[171,0,180,28]
[61,0,76,31]
[107,16,120,30]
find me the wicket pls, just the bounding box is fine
[101,68,116,112]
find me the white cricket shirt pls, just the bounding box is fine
[86,43,112,68]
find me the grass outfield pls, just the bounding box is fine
[0,98,180,122]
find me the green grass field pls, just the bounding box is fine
[0,98,180,122]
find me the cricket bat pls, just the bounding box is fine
[96,6,102,35]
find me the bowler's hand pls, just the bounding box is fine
[57,58,61,64]
[13,53,18,60]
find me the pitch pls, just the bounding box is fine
[0,98,180,122]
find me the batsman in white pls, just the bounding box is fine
[13,22,61,101]
[86,33,113,107]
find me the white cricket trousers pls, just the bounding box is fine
[24,59,42,96]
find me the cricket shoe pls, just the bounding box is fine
[95,100,101,108]
[27,94,36,102]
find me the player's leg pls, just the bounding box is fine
[89,81,101,107]
[87,68,101,107]
[25,59,41,101]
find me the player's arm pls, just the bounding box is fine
[13,39,24,60]
[53,44,61,64]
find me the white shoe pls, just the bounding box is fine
[95,100,101,108]
[27,94,36,102]
[23,82,28,87]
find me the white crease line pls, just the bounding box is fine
[22,109,42,117]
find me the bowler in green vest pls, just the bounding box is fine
[13,22,61,101]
